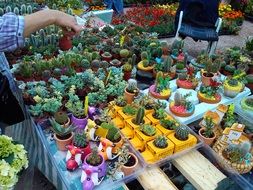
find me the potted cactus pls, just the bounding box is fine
[120,104,138,120]
[219,142,253,174]
[198,117,216,145]
[149,71,171,100]
[223,78,244,98]
[120,49,130,58]
[146,101,167,125]
[201,57,221,86]
[140,124,156,137]
[157,119,179,136]
[153,135,168,148]
[54,111,70,127]
[122,63,133,81]
[101,52,112,62]
[176,66,198,89]
[59,34,73,51]
[124,79,139,104]
[110,59,122,67]
[153,57,176,79]
[169,92,195,117]
[49,118,74,151]
[137,51,154,72]
[168,125,197,153]
[66,96,89,129]
[73,132,92,161]
[81,148,107,190]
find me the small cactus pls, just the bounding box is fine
[174,92,183,106]
[27,5,33,14]
[123,63,132,72]
[0,8,4,16]
[39,29,46,46]
[153,135,168,148]
[42,70,51,79]
[81,59,90,70]
[164,57,172,72]
[127,79,138,93]
[120,49,129,58]
[107,126,121,142]
[13,7,20,15]
[73,132,88,148]
[178,73,187,80]
[140,124,156,136]
[21,4,26,15]
[6,6,12,13]
[115,96,127,107]
[134,107,145,125]
[91,59,100,70]
[54,111,69,125]
[155,71,163,86]
[132,54,137,65]
[175,125,189,141]
[141,51,148,60]
[227,79,239,87]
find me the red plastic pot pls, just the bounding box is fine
[59,35,72,51]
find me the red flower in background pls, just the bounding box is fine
[186,66,195,77]
[210,78,221,88]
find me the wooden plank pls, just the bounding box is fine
[137,167,179,190]
[172,150,226,190]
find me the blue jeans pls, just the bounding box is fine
[104,0,124,14]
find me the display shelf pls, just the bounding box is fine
[37,120,145,190]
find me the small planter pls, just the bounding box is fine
[71,114,88,129]
[59,35,72,51]
[75,143,92,162]
[176,79,198,89]
[169,101,195,117]
[156,123,175,136]
[137,61,154,72]
[54,132,74,151]
[123,71,132,81]
[124,88,138,104]
[168,132,197,153]
[110,59,122,67]
[146,113,169,125]
[224,81,244,98]
[121,153,139,176]
[149,85,171,100]
[201,71,214,86]
[197,92,221,104]
[101,53,112,62]
[198,128,216,145]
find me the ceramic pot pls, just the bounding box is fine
[121,153,138,176]
[71,114,88,129]
[124,88,138,104]
[201,72,214,86]
[169,101,195,117]
[198,128,216,145]
[101,53,112,62]
[176,79,198,89]
[149,85,171,100]
[54,132,73,151]
[197,92,221,104]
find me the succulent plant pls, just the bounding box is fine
[142,59,150,67]
[107,126,121,142]
[123,63,132,72]
[102,52,112,57]
[160,119,179,130]
[86,148,102,166]
[0,8,4,16]
[153,135,168,148]
[126,79,138,93]
[6,6,12,13]
[49,118,74,137]
[134,107,145,125]
[13,7,20,15]
[122,104,137,116]
[140,124,156,136]
[225,65,236,73]
[115,96,127,107]
[91,59,100,70]
[153,108,166,120]
[224,141,252,163]
[178,73,187,80]
[227,79,239,86]
[131,54,137,65]
[164,57,172,72]
[203,117,214,138]
[175,125,189,141]
[120,49,130,58]
[27,5,33,14]
[141,51,148,60]
[21,4,26,15]
[73,132,88,148]
[54,111,69,125]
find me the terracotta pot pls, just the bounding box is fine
[123,71,132,81]
[121,153,138,176]
[149,85,171,100]
[124,88,137,104]
[54,132,73,151]
[201,72,214,86]
[60,117,71,128]
[176,79,198,89]
[198,128,216,146]
[197,92,221,104]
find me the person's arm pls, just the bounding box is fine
[23,9,82,37]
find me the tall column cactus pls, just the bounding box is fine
[155,71,163,86]
[27,5,33,14]
[134,107,145,125]
[84,96,89,117]
[20,4,26,15]
[131,54,137,66]
[6,6,12,13]
[164,57,172,72]
[39,29,46,46]
[13,7,20,15]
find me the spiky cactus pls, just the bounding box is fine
[54,111,69,125]
[134,107,145,125]
[127,79,138,93]
[228,79,239,87]
[86,148,102,166]
[174,92,183,106]
[6,6,12,13]
[155,71,163,86]
[73,132,88,148]
[175,125,189,141]
[39,29,46,46]
[21,4,26,15]
[84,96,89,117]
[107,126,121,142]
[27,5,33,14]
[13,7,20,15]
[132,54,137,65]
[0,8,4,16]
[141,51,148,60]
[153,135,168,148]
[164,57,172,72]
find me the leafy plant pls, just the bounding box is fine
[174,92,192,110]
[115,96,127,107]
[49,118,74,137]
[140,124,156,136]
[153,108,166,120]
[203,117,215,138]
[155,72,170,93]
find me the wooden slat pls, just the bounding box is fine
[137,167,179,190]
[172,150,226,190]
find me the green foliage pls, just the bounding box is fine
[107,126,121,142]
[227,79,239,86]
[153,108,166,120]
[134,107,145,125]
[54,111,69,125]
[73,132,88,148]
[246,37,253,52]
[155,72,170,93]
[224,142,252,163]
[122,104,137,116]
[115,96,127,107]
[140,124,156,136]
[175,125,189,141]
[203,117,214,138]
[49,118,73,137]
[245,98,253,107]
[160,119,178,130]
[123,63,132,72]
[29,104,43,117]
[153,135,168,148]
[174,92,192,110]
[225,65,236,73]
[86,148,102,166]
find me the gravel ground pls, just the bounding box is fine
[22,21,253,190]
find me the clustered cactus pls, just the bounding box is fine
[153,135,168,148]
[140,124,156,136]
[86,148,102,166]
[174,92,192,111]
[134,107,145,125]
[175,125,189,141]
[160,119,179,130]
[224,141,252,163]
[73,132,88,148]
[122,104,137,116]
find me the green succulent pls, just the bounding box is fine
[122,105,137,116]
[175,125,189,141]
[160,119,179,130]
[153,135,168,148]
[49,118,74,137]
[73,132,88,148]
[140,124,156,136]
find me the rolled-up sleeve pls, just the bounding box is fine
[0,13,25,52]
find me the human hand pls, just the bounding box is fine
[52,10,83,36]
